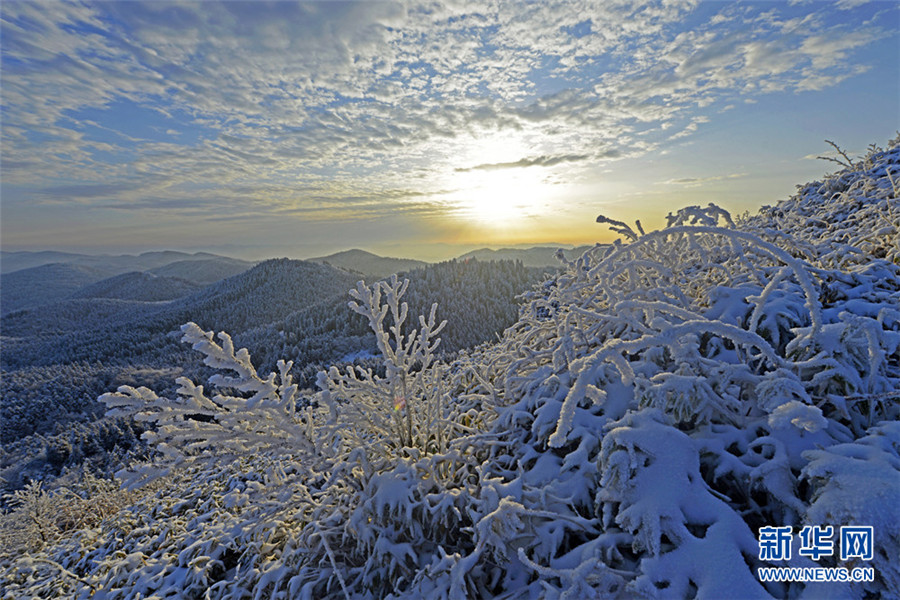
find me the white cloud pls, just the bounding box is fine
[0,0,893,244]
[661,173,749,187]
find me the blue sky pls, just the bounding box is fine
[1,0,898,260]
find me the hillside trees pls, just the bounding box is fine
[235,258,546,380]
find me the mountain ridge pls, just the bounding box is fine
[307,248,429,278]
[0,250,235,275]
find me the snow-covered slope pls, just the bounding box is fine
[2,137,897,599]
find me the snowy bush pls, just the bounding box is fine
[319,275,453,456]
[0,470,136,557]
[431,137,898,599]
[98,322,319,488]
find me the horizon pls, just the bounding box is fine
[2,1,899,260]
[0,241,595,265]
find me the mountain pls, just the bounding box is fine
[308,249,428,278]
[234,258,549,384]
[3,137,900,600]
[457,244,596,268]
[71,272,202,302]
[1,251,99,274]
[0,258,362,368]
[0,263,111,315]
[1,252,250,314]
[0,250,234,275]
[173,258,361,335]
[148,257,253,285]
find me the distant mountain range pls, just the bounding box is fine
[0,258,362,368]
[1,253,254,315]
[0,250,242,275]
[0,245,590,316]
[310,245,597,274]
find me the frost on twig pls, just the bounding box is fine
[547,204,834,448]
[318,274,454,457]
[100,322,315,486]
[817,139,856,169]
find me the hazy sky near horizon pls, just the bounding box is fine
[1,0,898,261]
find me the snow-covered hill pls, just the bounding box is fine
[0,263,110,315]
[308,249,429,279]
[71,272,201,302]
[1,137,897,599]
[148,257,253,285]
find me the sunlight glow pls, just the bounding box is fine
[442,133,566,232]
[452,166,552,226]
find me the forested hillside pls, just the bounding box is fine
[459,244,595,268]
[1,263,110,315]
[1,138,897,599]
[308,249,429,278]
[1,257,547,495]
[1,259,358,368]
[71,272,201,302]
[148,258,254,285]
[0,259,362,475]
[237,258,547,383]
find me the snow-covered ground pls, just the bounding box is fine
[2,137,898,599]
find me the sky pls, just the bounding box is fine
[1,0,898,261]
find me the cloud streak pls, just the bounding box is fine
[455,154,591,172]
[662,173,749,187]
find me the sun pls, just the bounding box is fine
[440,131,565,232]
[452,166,552,227]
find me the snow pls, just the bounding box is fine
[338,349,376,363]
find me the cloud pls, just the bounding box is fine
[455,154,591,172]
[34,182,146,200]
[0,0,893,247]
[661,173,748,187]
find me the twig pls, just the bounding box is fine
[313,522,351,600]
[817,140,855,169]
